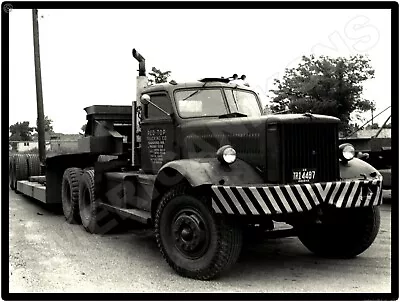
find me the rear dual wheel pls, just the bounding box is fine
[61,167,121,232]
[78,169,119,234]
[61,168,83,224]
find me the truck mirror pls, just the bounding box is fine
[141,94,150,105]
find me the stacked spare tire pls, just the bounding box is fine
[9,154,42,191]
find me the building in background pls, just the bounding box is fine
[353,129,391,138]
[48,133,80,152]
[10,141,51,152]
[10,133,80,153]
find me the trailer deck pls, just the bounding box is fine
[16,180,46,203]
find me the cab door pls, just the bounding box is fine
[140,92,177,174]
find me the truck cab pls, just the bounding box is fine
[139,79,263,174]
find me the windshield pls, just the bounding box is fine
[175,89,228,118]
[225,89,261,117]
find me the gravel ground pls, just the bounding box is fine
[8,188,392,293]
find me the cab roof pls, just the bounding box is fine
[142,79,255,95]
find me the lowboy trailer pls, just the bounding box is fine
[9,49,384,280]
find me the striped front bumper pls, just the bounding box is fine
[211,176,383,215]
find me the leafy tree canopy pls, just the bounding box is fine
[9,121,34,141]
[366,123,380,130]
[36,115,54,133]
[269,55,375,132]
[148,67,171,85]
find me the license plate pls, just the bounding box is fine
[292,168,316,183]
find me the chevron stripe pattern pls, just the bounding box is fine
[211,177,383,215]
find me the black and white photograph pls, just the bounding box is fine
[5,1,397,297]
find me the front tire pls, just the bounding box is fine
[155,184,243,280]
[297,206,380,258]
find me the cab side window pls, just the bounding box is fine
[147,93,172,119]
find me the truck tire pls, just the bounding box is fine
[27,154,41,177]
[62,168,83,224]
[14,154,29,186]
[78,169,118,234]
[155,184,243,280]
[297,206,380,258]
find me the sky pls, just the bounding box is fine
[8,8,392,134]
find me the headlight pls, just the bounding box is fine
[339,143,355,162]
[216,145,237,165]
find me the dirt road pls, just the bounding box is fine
[8,189,392,293]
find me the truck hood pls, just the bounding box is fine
[179,113,339,130]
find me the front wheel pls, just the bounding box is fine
[155,184,243,280]
[297,206,380,258]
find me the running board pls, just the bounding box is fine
[99,203,151,225]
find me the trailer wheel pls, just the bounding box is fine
[62,168,83,224]
[297,206,380,258]
[79,169,118,234]
[27,154,41,177]
[155,184,243,280]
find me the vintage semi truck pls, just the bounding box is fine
[9,49,383,280]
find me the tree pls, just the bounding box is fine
[262,104,273,115]
[269,55,375,132]
[366,123,380,130]
[9,121,34,141]
[36,115,54,133]
[148,67,171,85]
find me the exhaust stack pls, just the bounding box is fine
[132,49,146,76]
[132,49,148,167]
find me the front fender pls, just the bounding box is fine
[158,158,263,187]
[340,157,381,180]
[150,158,263,219]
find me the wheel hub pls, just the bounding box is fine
[173,212,206,256]
[181,227,193,241]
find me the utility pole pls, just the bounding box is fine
[32,8,46,173]
[371,108,374,126]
